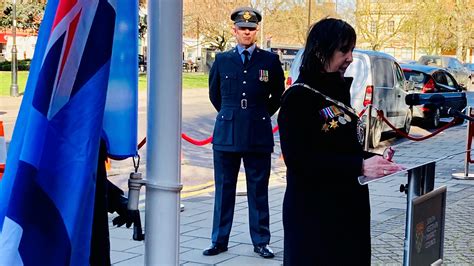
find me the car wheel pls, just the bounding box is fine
[401,109,412,135]
[370,118,382,148]
[430,108,441,128]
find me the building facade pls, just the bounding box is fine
[355,0,474,63]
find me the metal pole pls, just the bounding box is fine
[307,0,312,28]
[146,0,183,264]
[364,105,372,151]
[10,0,19,97]
[452,106,474,179]
[464,107,471,175]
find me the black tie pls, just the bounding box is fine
[242,50,250,67]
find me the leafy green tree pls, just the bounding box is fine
[138,0,147,39]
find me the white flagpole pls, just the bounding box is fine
[145,0,183,264]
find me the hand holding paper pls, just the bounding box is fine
[359,147,406,184]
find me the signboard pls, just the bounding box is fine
[408,186,447,266]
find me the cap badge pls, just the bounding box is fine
[243,11,252,20]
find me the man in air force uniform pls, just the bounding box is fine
[204,6,285,258]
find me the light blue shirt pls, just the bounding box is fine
[237,44,256,63]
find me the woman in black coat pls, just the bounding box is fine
[277,18,404,265]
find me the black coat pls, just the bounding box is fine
[209,47,285,153]
[277,72,371,265]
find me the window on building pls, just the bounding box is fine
[388,21,395,33]
[401,48,413,60]
[370,22,376,33]
[383,47,395,57]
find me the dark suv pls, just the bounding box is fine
[418,55,470,89]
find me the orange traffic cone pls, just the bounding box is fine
[0,121,6,180]
[105,157,111,171]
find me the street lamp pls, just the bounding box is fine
[10,0,19,97]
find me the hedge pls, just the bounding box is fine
[0,59,32,71]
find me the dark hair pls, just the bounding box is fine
[300,18,356,74]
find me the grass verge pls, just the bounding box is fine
[0,71,209,96]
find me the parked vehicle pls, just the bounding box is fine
[417,55,470,89]
[401,64,467,128]
[138,54,146,72]
[286,48,304,87]
[399,59,417,65]
[182,60,198,72]
[287,49,413,148]
[464,63,474,84]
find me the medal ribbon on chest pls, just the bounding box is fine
[259,69,269,82]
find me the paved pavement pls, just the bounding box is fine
[107,124,474,265]
[1,92,474,265]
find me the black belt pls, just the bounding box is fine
[221,100,260,109]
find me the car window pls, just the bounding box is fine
[454,59,463,69]
[445,73,456,87]
[418,57,430,64]
[404,71,425,83]
[394,62,405,87]
[419,57,443,67]
[345,56,368,89]
[433,72,448,85]
[372,58,394,88]
[448,58,461,69]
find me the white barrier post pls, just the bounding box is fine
[452,106,474,180]
[364,104,372,151]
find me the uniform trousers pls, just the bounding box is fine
[211,150,271,247]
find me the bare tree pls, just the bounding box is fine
[260,0,337,47]
[355,0,411,51]
[184,0,250,51]
[401,0,453,57]
[451,0,474,61]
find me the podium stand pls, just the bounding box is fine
[365,161,447,265]
[402,162,446,266]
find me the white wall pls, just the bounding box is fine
[4,35,37,61]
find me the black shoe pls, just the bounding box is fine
[202,245,228,256]
[254,244,274,258]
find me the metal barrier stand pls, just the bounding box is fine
[453,106,474,180]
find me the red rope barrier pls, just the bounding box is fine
[137,125,280,150]
[137,137,146,150]
[181,133,213,146]
[376,110,459,141]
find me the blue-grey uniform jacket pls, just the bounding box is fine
[209,47,285,153]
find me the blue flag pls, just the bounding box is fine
[0,0,130,264]
[104,0,139,160]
